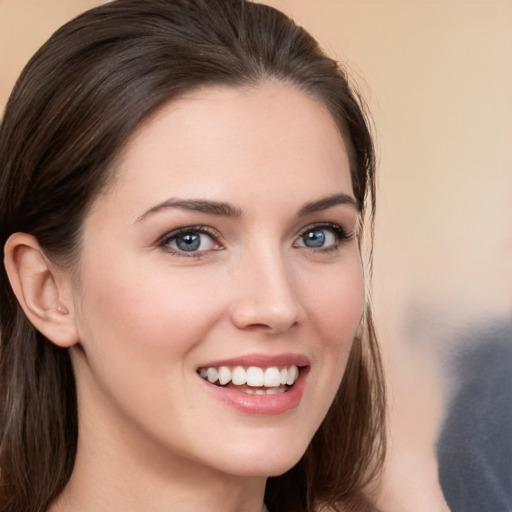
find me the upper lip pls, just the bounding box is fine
[198,353,310,369]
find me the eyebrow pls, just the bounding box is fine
[298,193,359,216]
[136,192,358,223]
[136,198,243,222]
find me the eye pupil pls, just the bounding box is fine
[303,230,325,248]
[176,233,201,251]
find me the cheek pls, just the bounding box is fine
[75,259,225,361]
[304,258,365,352]
[70,260,229,435]
[294,256,364,436]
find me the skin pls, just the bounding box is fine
[49,83,365,512]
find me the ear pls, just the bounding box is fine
[3,232,79,347]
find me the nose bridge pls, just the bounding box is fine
[229,238,302,332]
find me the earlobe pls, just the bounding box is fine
[3,233,79,348]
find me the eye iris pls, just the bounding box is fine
[176,233,201,251]
[303,229,325,248]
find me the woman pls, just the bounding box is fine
[0,1,385,511]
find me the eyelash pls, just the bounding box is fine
[158,225,221,258]
[157,223,353,257]
[295,223,354,253]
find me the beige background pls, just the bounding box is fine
[1,1,511,510]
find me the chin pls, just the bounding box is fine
[216,435,311,478]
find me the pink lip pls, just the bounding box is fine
[197,353,310,415]
[198,352,310,369]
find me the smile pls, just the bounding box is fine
[198,365,300,395]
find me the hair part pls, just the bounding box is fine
[0,1,385,511]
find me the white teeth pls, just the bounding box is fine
[232,366,246,385]
[246,366,264,387]
[199,364,300,388]
[206,367,218,383]
[264,367,281,387]
[242,387,286,395]
[286,365,299,386]
[218,366,231,385]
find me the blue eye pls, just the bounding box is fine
[174,233,202,251]
[296,224,347,249]
[302,229,328,248]
[160,228,218,254]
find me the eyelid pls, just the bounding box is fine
[294,222,355,248]
[157,225,222,256]
[155,221,354,256]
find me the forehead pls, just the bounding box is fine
[99,83,353,216]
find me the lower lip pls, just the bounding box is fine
[200,369,309,415]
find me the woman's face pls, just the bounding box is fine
[68,83,364,479]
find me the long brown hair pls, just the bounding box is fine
[0,1,385,511]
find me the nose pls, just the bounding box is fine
[229,248,304,334]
